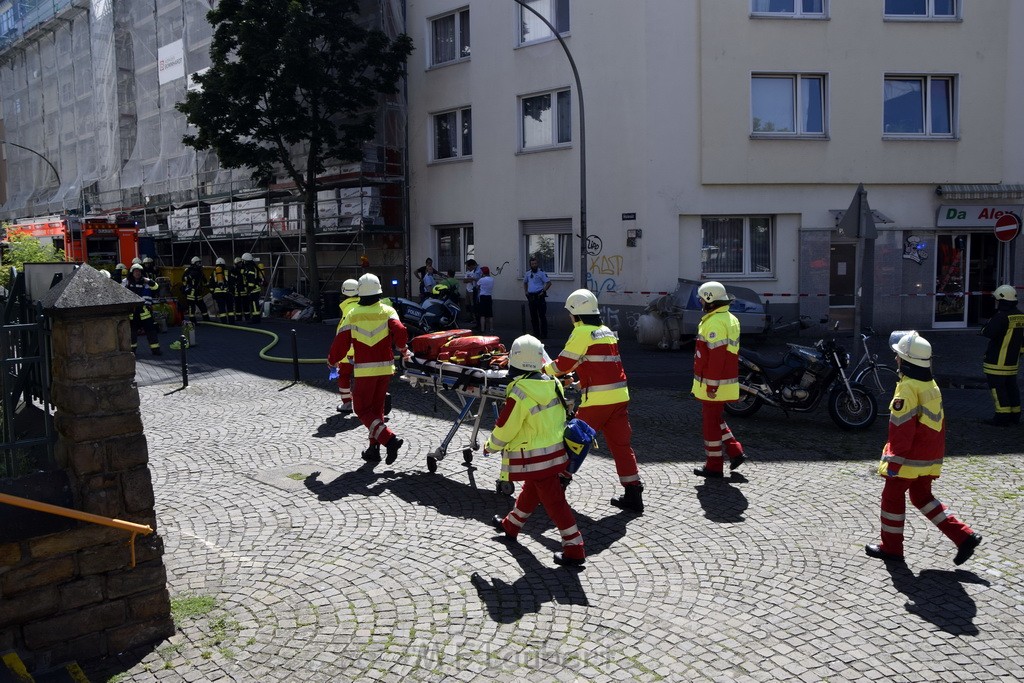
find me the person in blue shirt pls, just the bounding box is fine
[523,256,551,339]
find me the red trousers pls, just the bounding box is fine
[879,475,973,556]
[576,402,640,486]
[500,476,585,560]
[353,374,395,446]
[700,400,743,473]
[336,363,353,406]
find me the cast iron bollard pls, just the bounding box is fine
[179,334,188,388]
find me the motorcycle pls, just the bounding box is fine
[723,328,878,430]
[392,284,462,335]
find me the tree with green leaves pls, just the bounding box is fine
[176,0,413,312]
[0,224,66,291]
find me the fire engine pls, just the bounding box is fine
[7,214,140,266]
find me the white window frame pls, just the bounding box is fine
[516,0,570,47]
[435,224,475,276]
[750,0,828,19]
[428,7,470,68]
[751,73,827,137]
[430,106,472,162]
[883,74,957,139]
[700,216,775,279]
[522,219,575,279]
[518,89,572,152]
[883,0,959,20]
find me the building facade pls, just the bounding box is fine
[406,0,1024,334]
[0,0,408,293]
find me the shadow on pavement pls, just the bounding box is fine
[303,468,389,501]
[470,540,589,624]
[365,470,509,521]
[312,413,365,438]
[885,564,989,636]
[694,476,749,523]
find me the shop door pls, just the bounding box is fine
[933,233,998,328]
[829,244,856,329]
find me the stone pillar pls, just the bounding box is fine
[0,265,173,669]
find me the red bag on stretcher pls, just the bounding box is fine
[437,335,506,366]
[410,329,473,359]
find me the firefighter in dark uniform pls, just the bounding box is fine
[981,284,1024,426]
[124,264,162,356]
[182,256,212,324]
[141,255,159,280]
[232,256,249,323]
[111,263,128,284]
[209,257,234,323]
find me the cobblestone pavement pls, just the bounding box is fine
[87,320,1024,682]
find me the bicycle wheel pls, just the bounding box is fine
[854,364,900,415]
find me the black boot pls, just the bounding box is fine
[385,437,404,465]
[610,484,644,513]
[361,444,381,462]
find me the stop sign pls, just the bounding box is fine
[994,213,1021,242]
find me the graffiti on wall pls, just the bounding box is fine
[584,233,626,295]
[598,305,641,334]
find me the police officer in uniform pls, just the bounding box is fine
[981,284,1024,426]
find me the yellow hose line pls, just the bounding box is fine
[198,320,328,364]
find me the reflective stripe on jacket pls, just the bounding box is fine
[982,306,1024,375]
[328,301,408,377]
[124,277,159,320]
[877,375,945,479]
[549,323,629,407]
[692,306,741,402]
[485,376,569,482]
[335,296,360,363]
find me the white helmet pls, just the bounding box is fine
[242,252,254,261]
[101,269,112,278]
[190,256,201,265]
[697,281,733,304]
[357,273,383,297]
[216,257,226,265]
[994,284,1017,302]
[234,257,241,264]
[509,334,547,372]
[565,288,600,316]
[143,256,154,264]
[115,263,126,270]
[130,263,144,272]
[890,330,932,367]
[131,257,142,265]
[342,279,360,297]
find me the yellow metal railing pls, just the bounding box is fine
[0,492,153,567]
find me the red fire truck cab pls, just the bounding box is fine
[11,214,140,267]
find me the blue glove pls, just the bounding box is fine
[328,367,339,380]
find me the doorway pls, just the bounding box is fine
[933,232,998,328]
[829,243,856,328]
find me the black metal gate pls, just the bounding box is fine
[0,266,55,480]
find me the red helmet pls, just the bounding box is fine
[480,266,490,276]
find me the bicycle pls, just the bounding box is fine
[849,329,900,416]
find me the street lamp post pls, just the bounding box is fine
[511,0,587,289]
[0,138,62,188]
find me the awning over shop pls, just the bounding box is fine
[936,184,1024,200]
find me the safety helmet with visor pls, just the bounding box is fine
[890,330,932,367]
[565,289,600,316]
[357,273,383,297]
[342,279,360,297]
[697,281,734,305]
[509,334,547,372]
[993,284,1018,302]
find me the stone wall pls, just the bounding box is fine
[0,266,173,669]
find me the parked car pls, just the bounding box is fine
[637,278,771,349]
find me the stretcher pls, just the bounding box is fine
[400,355,517,495]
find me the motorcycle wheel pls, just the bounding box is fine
[723,385,763,417]
[827,384,877,430]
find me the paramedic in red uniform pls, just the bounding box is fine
[692,281,745,478]
[546,288,644,513]
[328,273,410,465]
[865,331,982,565]
[487,335,586,566]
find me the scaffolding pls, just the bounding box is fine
[0,0,408,298]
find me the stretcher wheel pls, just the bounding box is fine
[496,480,515,496]
[427,456,438,473]
[462,448,473,465]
